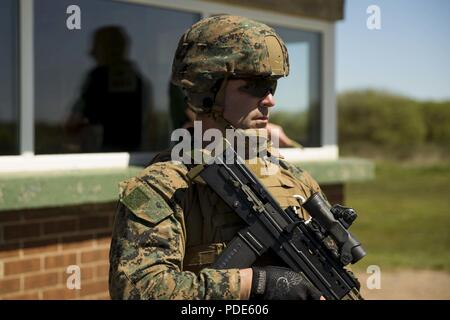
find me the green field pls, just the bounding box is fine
[345,161,450,271]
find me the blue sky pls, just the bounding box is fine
[336,0,450,101]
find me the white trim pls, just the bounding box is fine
[19,0,34,155]
[280,145,338,163]
[0,146,338,173]
[321,23,337,146]
[0,152,157,173]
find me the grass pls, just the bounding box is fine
[345,160,450,272]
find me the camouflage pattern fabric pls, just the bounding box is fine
[109,14,325,300]
[171,14,289,105]
[109,148,326,300]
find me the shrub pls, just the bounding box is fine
[421,101,450,146]
[338,90,427,149]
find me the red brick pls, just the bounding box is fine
[3,292,40,300]
[24,272,59,290]
[81,266,95,282]
[45,253,77,270]
[96,264,109,279]
[0,278,21,295]
[23,238,59,256]
[43,219,77,235]
[79,280,108,297]
[86,202,115,211]
[3,223,40,241]
[42,287,78,300]
[4,258,41,276]
[80,293,110,300]
[22,210,59,221]
[109,214,115,227]
[95,232,112,246]
[81,249,109,264]
[61,234,95,250]
[4,257,41,275]
[0,212,22,223]
[79,216,109,231]
[0,242,21,259]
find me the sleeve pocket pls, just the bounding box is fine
[120,183,174,224]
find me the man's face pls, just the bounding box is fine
[223,79,276,129]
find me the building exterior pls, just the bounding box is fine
[0,0,373,299]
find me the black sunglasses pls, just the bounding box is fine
[236,78,278,98]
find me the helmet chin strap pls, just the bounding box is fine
[194,76,273,158]
[201,77,279,162]
[209,76,236,133]
[211,78,271,157]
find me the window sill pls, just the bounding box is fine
[0,146,339,174]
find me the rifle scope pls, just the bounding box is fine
[302,192,366,265]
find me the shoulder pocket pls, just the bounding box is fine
[120,182,174,224]
[260,174,295,188]
[278,175,295,188]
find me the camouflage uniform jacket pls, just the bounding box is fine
[109,149,324,300]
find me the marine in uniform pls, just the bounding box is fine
[109,15,329,300]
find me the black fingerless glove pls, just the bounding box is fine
[250,266,322,300]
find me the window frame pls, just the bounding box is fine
[1,0,337,173]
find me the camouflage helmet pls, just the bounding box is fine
[171,14,290,112]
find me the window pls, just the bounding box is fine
[0,0,19,155]
[0,0,336,173]
[34,0,199,154]
[270,26,322,147]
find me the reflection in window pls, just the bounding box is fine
[34,0,199,153]
[0,0,18,155]
[270,26,322,147]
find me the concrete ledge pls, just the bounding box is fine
[0,158,374,211]
[0,167,141,211]
[295,157,375,184]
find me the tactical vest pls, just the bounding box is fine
[179,154,314,273]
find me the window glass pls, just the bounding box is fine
[270,26,322,147]
[34,0,199,153]
[0,0,19,155]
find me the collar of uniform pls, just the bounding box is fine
[266,139,284,159]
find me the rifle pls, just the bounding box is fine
[187,144,366,300]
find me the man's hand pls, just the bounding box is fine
[266,123,302,148]
[250,266,324,300]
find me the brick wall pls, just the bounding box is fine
[0,184,343,300]
[0,203,115,300]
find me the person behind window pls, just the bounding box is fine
[65,25,152,152]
